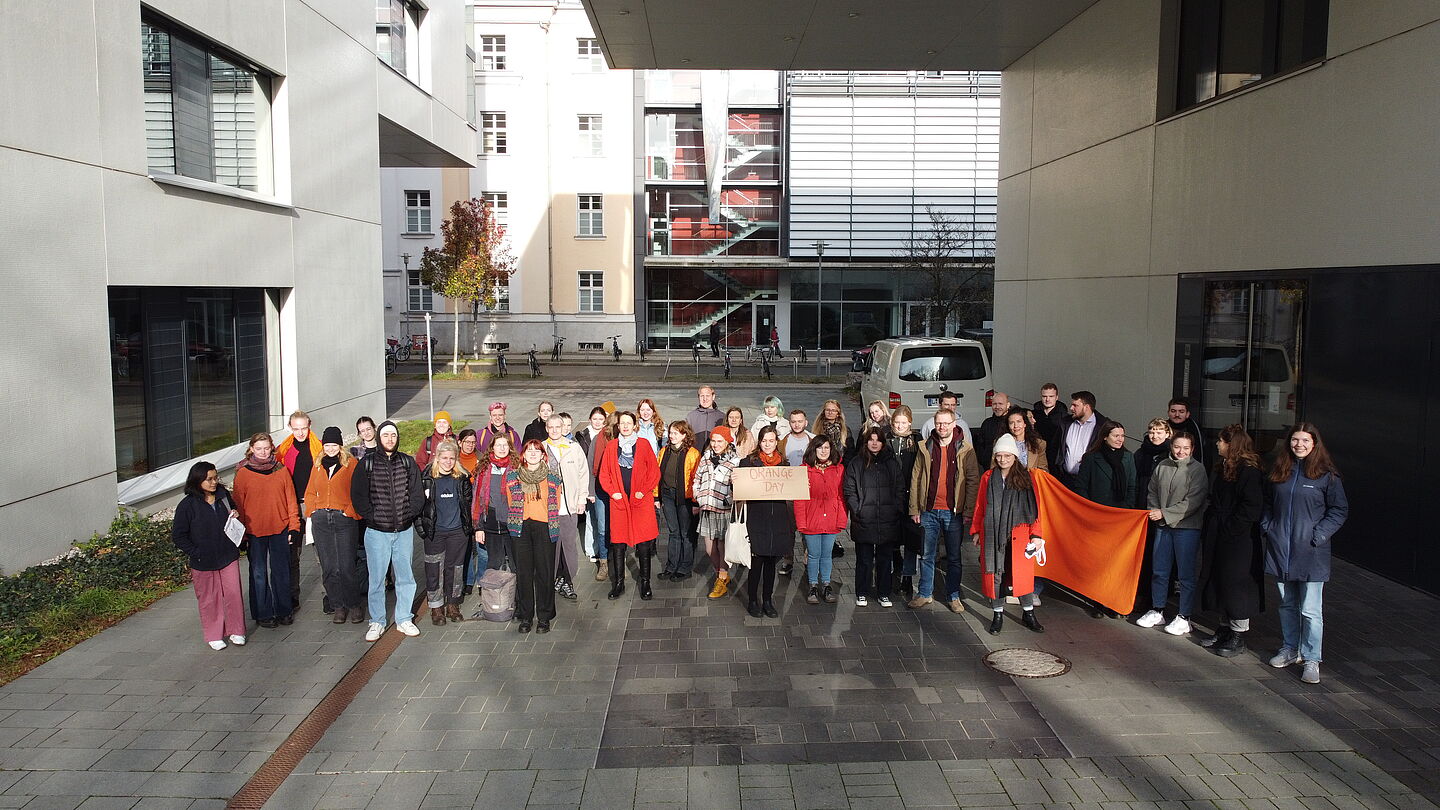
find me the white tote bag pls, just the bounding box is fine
[723,503,752,568]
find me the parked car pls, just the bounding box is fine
[860,337,994,430]
[1200,339,1297,436]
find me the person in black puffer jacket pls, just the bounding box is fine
[417,439,476,626]
[844,426,905,607]
[350,421,425,640]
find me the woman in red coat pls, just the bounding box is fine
[598,411,661,600]
[793,435,847,605]
[970,434,1046,635]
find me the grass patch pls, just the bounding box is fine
[393,419,470,456]
[0,511,190,685]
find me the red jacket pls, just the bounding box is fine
[277,433,322,477]
[414,430,455,469]
[794,463,848,534]
[598,438,660,546]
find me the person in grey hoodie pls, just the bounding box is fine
[1135,432,1209,636]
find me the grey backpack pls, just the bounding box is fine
[474,568,517,622]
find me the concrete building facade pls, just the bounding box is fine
[0,1,473,572]
[579,0,1440,591]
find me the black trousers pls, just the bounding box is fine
[515,519,557,623]
[310,509,364,611]
[856,542,894,598]
[424,526,469,607]
[747,554,778,602]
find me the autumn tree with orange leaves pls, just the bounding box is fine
[419,197,515,357]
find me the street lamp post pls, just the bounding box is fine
[813,241,828,375]
[424,311,434,418]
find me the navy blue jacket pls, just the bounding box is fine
[1261,467,1348,582]
[172,490,242,572]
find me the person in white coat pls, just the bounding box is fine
[544,415,592,601]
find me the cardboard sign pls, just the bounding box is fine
[732,465,810,501]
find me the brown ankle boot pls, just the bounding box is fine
[430,607,446,626]
[445,604,463,623]
[596,560,609,581]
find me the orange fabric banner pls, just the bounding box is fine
[1031,469,1149,615]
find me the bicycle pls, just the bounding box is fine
[759,351,773,380]
[550,334,566,363]
[635,339,648,362]
[691,341,702,364]
[798,344,808,363]
[387,336,410,362]
[723,348,733,380]
[606,335,622,362]
[528,345,541,378]
[384,345,397,375]
[496,348,507,378]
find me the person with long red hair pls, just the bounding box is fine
[599,411,661,600]
[1261,422,1348,684]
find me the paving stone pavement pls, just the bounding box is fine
[0,381,1436,808]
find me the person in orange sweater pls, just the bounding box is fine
[233,433,301,627]
[304,427,364,625]
[655,421,700,583]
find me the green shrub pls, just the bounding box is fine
[0,510,187,625]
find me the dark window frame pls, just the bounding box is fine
[1162,0,1329,117]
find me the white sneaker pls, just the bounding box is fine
[878,596,893,608]
[365,622,384,642]
[1135,610,1165,628]
[397,620,420,637]
[228,635,247,646]
[207,640,227,651]
[1031,595,1042,606]
[1301,661,1321,684]
[855,595,868,607]
[1164,615,1192,635]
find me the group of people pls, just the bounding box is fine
[169,385,1347,684]
[1014,386,1348,684]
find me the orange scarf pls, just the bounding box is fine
[758,450,784,466]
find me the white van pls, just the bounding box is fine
[1199,339,1297,436]
[860,337,994,430]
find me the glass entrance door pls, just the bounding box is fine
[1198,281,1305,453]
[754,304,775,348]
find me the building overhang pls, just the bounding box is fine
[580,0,1098,71]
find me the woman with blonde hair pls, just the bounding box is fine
[232,432,300,628]
[418,439,474,625]
[863,400,890,435]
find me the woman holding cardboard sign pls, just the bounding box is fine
[599,411,661,601]
[736,425,796,618]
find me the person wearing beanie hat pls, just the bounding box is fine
[351,417,425,640]
[415,411,456,469]
[305,427,364,624]
[970,434,1046,635]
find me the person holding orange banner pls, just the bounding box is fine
[971,435,1045,635]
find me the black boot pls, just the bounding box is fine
[1022,609,1044,633]
[1213,630,1247,658]
[988,611,1004,635]
[762,599,778,618]
[747,599,762,618]
[900,576,914,600]
[638,553,653,601]
[1200,625,1233,648]
[607,546,627,600]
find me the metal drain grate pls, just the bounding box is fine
[227,598,421,809]
[982,647,1071,679]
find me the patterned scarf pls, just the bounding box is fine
[518,462,548,499]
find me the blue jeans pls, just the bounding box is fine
[1276,580,1324,662]
[584,497,609,560]
[464,539,488,586]
[365,527,417,625]
[1151,526,1201,616]
[247,532,292,621]
[660,491,694,575]
[918,510,963,600]
[803,533,836,584]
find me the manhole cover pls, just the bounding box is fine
[983,648,1071,678]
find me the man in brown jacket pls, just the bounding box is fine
[908,410,979,613]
